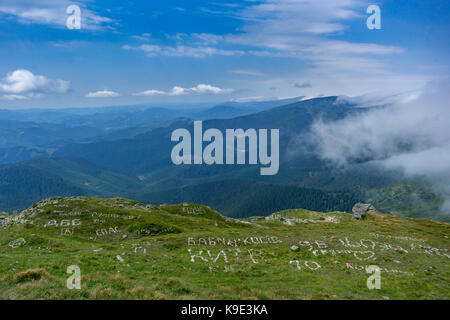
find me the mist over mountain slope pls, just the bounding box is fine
[304,83,450,220]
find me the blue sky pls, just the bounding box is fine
[0,0,448,109]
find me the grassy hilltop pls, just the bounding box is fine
[0,197,448,300]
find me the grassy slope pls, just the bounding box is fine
[0,197,448,300]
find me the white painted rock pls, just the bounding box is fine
[284,220,296,226]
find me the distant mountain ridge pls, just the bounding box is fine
[0,97,304,165]
[0,96,446,221]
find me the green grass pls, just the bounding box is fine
[0,196,448,300]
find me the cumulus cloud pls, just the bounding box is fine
[0,0,112,30]
[132,89,166,97]
[0,69,69,97]
[306,79,450,213]
[85,90,120,98]
[134,84,233,96]
[190,84,233,94]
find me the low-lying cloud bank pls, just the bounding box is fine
[307,79,450,214]
[85,90,120,98]
[133,84,233,97]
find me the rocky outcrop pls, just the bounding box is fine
[352,203,376,220]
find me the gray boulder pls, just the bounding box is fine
[352,203,376,220]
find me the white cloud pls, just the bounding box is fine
[231,69,266,76]
[131,33,152,41]
[236,0,364,35]
[169,86,188,96]
[85,90,120,98]
[299,95,321,101]
[336,91,422,108]
[133,89,166,97]
[122,44,244,58]
[0,69,69,95]
[305,79,450,213]
[378,146,450,178]
[191,33,224,45]
[190,84,233,94]
[0,0,112,30]
[230,96,267,102]
[133,84,233,97]
[122,0,404,81]
[163,1,423,97]
[121,0,419,98]
[1,94,28,100]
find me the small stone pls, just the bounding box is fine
[291,245,300,251]
[116,255,124,262]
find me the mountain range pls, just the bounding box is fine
[0,97,446,221]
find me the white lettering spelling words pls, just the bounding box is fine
[171,121,279,175]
